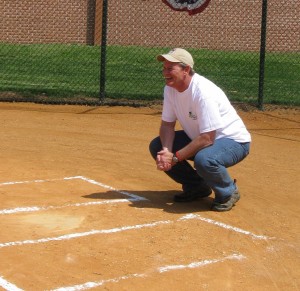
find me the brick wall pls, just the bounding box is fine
[0,0,95,44]
[106,0,299,52]
[1,0,299,52]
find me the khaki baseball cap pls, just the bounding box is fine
[157,48,194,68]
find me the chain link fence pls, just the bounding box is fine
[0,0,299,108]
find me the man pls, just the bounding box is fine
[149,48,251,211]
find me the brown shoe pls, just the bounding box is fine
[211,189,240,212]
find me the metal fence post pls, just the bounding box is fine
[86,0,96,45]
[258,0,268,110]
[100,0,108,101]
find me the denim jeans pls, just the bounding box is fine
[149,130,250,202]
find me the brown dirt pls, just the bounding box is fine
[0,102,299,290]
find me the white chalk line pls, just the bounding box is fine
[181,214,271,240]
[0,176,79,186]
[78,176,147,201]
[0,275,23,291]
[0,220,172,249]
[0,214,270,249]
[51,253,245,291]
[0,176,148,215]
[0,176,271,241]
[0,176,266,290]
[158,253,245,272]
[52,273,146,291]
[0,175,148,201]
[0,199,141,215]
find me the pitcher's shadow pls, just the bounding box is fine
[83,190,214,213]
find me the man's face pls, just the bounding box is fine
[162,61,187,91]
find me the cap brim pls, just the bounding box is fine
[157,54,180,63]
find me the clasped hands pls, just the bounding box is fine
[156,148,174,171]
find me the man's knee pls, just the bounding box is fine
[194,151,216,173]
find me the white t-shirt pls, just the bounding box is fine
[162,73,251,143]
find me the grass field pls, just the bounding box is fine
[0,43,299,105]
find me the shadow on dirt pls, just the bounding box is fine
[83,190,214,213]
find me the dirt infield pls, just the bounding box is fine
[0,102,299,290]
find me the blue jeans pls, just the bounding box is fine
[149,130,250,202]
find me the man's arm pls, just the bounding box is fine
[155,120,176,171]
[157,126,216,171]
[176,130,216,161]
[159,120,176,151]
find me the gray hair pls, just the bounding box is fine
[179,62,195,76]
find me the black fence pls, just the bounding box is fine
[0,0,299,109]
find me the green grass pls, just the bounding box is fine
[0,43,101,97]
[0,43,299,105]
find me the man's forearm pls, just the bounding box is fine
[176,131,216,161]
[159,122,176,151]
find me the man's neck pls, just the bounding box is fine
[176,75,192,92]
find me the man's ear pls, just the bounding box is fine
[185,65,191,75]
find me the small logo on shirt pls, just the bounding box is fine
[189,111,197,120]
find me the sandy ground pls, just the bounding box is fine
[0,102,299,290]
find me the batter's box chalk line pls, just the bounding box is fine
[0,253,246,291]
[0,176,148,215]
[0,177,272,291]
[0,176,273,241]
[0,275,23,291]
[0,213,272,250]
[50,253,246,291]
